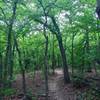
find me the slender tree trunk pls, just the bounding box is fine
[51,16,70,83]
[0,52,2,81]
[44,35,49,100]
[81,44,85,73]
[56,34,70,83]
[4,0,18,84]
[0,37,3,100]
[71,34,74,75]
[14,35,26,95]
[85,30,91,72]
[52,34,55,74]
[43,11,49,99]
[57,54,60,67]
[96,0,100,19]
[7,41,16,87]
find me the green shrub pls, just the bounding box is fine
[0,88,16,96]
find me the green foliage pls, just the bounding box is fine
[0,0,99,98]
[0,0,99,77]
[0,88,16,96]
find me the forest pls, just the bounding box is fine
[0,0,100,100]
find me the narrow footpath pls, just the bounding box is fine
[49,70,66,100]
[48,69,78,100]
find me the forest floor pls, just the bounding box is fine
[3,69,100,100]
[48,70,77,100]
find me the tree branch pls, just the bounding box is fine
[0,7,9,26]
[33,16,57,34]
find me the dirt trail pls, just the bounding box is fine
[4,69,100,100]
[49,77,65,100]
[48,69,78,100]
[49,70,65,100]
[12,69,80,100]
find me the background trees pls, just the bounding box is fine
[0,0,100,99]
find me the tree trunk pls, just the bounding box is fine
[52,34,55,74]
[51,16,70,83]
[43,18,49,99]
[4,0,18,84]
[44,35,49,100]
[96,0,100,19]
[0,52,3,81]
[57,54,59,67]
[71,34,74,75]
[9,40,16,82]
[85,30,91,72]
[56,34,70,83]
[14,35,26,95]
[81,45,85,73]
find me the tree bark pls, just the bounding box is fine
[56,34,70,83]
[43,17,49,100]
[52,34,55,74]
[14,35,26,95]
[4,0,18,84]
[44,35,49,100]
[85,30,91,72]
[51,16,70,83]
[0,52,3,81]
[71,34,74,75]
[9,38,16,85]
[96,0,100,19]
